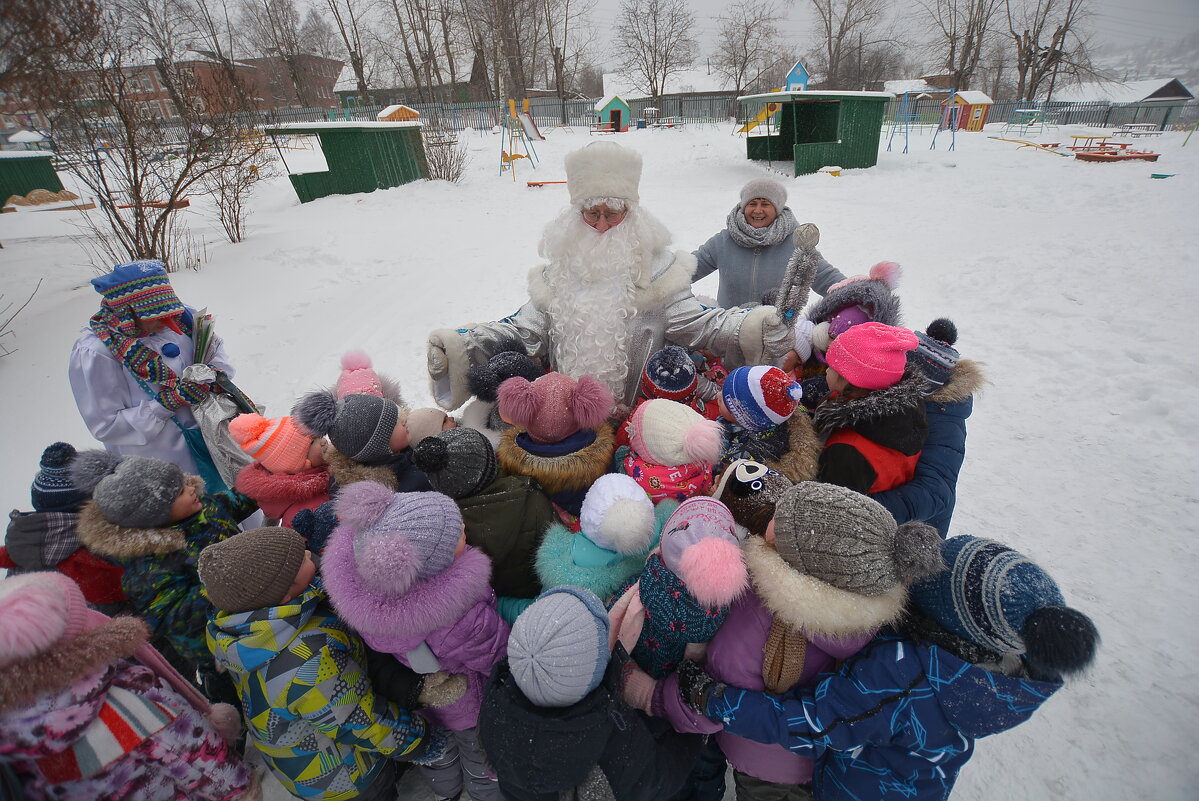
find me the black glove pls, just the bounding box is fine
[676,659,723,715]
[799,375,830,411]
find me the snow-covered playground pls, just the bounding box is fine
[2,121,1197,800]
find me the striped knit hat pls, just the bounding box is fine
[720,366,802,431]
[229,413,315,474]
[90,260,184,325]
[30,442,88,513]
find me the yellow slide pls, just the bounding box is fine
[737,92,783,134]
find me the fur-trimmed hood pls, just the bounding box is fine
[743,536,906,640]
[497,424,614,495]
[813,370,928,447]
[804,271,902,329]
[323,536,494,642]
[527,249,697,314]
[325,448,398,491]
[767,413,822,483]
[0,615,149,714]
[234,462,330,505]
[76,475,206,559]
[926,358,984,406]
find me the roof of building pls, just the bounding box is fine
[594,94,629,111]
[884,79,943,95]
[952,90,993,104]
[1050,78,1193,104]
[602,68,738,100]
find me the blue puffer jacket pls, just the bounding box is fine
[706,630,1062,801]
[873,360,984,537]
[692,229,844,308]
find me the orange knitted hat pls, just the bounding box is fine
[229,413,315,474]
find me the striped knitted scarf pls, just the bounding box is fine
[88,306,206,412]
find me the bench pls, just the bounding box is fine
[590,122,616,135]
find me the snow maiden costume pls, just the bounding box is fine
[427,142,795,411]
[69,260,235,483]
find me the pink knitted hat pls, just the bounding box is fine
[0,573,91,667]
[336,350,385,400]
[826,322,918,390]
[498,372,613,444]
[659,497,748,607]
[229,413,315,474]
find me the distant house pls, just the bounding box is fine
[1049,78,1193,104]
[941,90,993,131]
[377,104,420,122]
[594,95,631,131]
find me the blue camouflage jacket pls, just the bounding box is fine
[705,630,1061,801]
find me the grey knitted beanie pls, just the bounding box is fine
[294,389,400,465]
[72,451,184,528]
[412,427,498,499]
[740,177,787,212]
[509,586,611,707]
[772,482,942,596]
[198,527,308,612]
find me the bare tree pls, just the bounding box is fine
[807,0,891,89]
[918,0,1002,90]
[0,0,100,92]
[300,7,342,59]
[189,0,255,109]
[26,5,268,266]
[615,0,696,99]
[1004,0,1094,100]
[325,0,375,106]
[543,0,597,98]
[714,0,785,95]
[237,0,315,106]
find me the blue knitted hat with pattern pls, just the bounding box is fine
[909,536,1065,655]
[31,443,88,512]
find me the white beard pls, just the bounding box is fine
[538,205,673,399]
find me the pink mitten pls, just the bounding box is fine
[620,663,656,714]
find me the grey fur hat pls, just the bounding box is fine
[412,427,498,499]
[740,177,787,211]
[294,389,399,466]
[71,450,185,528]
[805,262,903,361]
[772,482,944,596]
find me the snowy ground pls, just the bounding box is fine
[2,121,1198,800]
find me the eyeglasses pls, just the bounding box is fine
[581,207,627,225]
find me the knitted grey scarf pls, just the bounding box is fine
[726,204,798,249]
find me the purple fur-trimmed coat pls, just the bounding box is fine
[321,540,509,731]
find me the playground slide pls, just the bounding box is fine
[517,112,545,141]
[737,104,777,134]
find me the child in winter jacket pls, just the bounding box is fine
[609,496,748,679]
[804,261,903,370]
[200,526,438,801]
[719,366,822,484]
[1,442,128,615]
[621,398,725,502]
[460,338,546,448]
[496,370,615,520]
[873,319,984,537]
[520,474,674,623]
[615,345,722,449]
[478,587,701,801]
[673,535,1099,801]
[71,451,258,694]
[816,322,929,495]
[230,413,331,527]
[0,572,255,801]
[414,426,554,600]
[321,483,508,801]
[294,352,431,496]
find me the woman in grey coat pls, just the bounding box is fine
[692,178,845,308]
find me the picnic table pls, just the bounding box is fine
[589,122,616,135]
[649,117,685,130]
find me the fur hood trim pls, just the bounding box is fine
[927,358,984,405]
[804,274,903,329]
[527,250,697,313]
[325,541,493,641]
[768,413,822,483]
[0,616,149,713]
[460,399,504,449]
[535,523,653,604]
[325,448,399,491]
[76,475,205,558]
[497,424,614,495]
[813,371,928,435]
[235,463,331,504]
[743,537,906,639]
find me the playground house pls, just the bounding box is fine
[941,91,993,131]
[738,90,891,176]
[377,104,420,122]
[594,95,632,132]
[262,121,428,204]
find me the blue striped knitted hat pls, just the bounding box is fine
[30,442,87,512]
[720,366,802,431]
[90,260,184,322]
[909,536,1065,655]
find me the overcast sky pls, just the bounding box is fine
[587,0,1199,71]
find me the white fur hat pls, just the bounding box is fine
[628,398,725,468]
[565,142,642,206]
[578,473,656,554]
